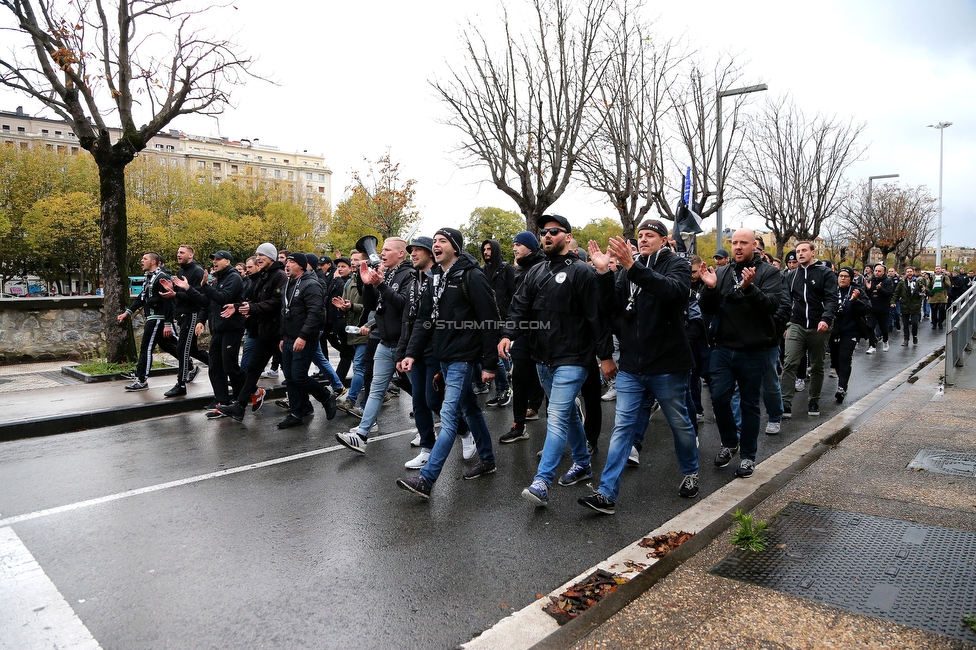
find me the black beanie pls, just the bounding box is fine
[434,228,464,255]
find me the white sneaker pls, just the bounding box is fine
[882,341,889,352]
[335,431,367,454]
[350,422,378,434]
[410,432,421,447]
[866,346,876,355]
[795,378,806,392]
[601,387,617,401]
[626,446,640,467]
[765,421,781,435]
[261,369,279,379]
[461,433,477,460]
[404,449,430,469]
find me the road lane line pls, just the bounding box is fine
[0,525,101,650]
[0,428,418,528]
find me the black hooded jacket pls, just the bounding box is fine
[503,251,612,367]
[280,269,325,344]
[362,261,416,349]
[405,253,500,369]
[481,239,516,319]
[241,260,287,341]
[172,260,207,321]
[598,247,693,375]
[510,248,545,359]
[786,261,838,329]
[700,252,789,350]
[183,265,245,333]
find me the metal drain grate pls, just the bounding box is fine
[908,449,976,477]
[710,503,976,642]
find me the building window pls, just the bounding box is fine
[287,171,294,180]
[166,145,174,151]
[212,162,221,170]
[197,160,206,169]
[305,172,312,180]
[260,167,267,177]
[17,127,25,133]
[283,159,289,164]
[318,186,325,193]
[273,169,281,178]
[318,173,325,181]
[231,164,239,174]
[269,157,276,162]
[256,155,263,161]
[155,143,164,149]
[1,125,9,131]
[41,129,49,134]
[55,130,62,136]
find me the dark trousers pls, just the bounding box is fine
[325,330,353,383]
[709,346,765,461]
[208,329,245,404]
[581,357,602,448]
[410,356,439,450]
[136,319,167,382]
[511,355,544,427]
[903,313,921,340]
[830,335,858,392]
[361,337,380,397]
[282,339,333,419]
[931,303,947,328]
[174,312,209,386]
[868,309,889,347]
[234,337,278,407]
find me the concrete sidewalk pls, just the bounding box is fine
[520,352,976,649]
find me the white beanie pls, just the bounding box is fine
[256,242,277,260]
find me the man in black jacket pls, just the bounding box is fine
[780,241,838,418]
[162,244,210,397]
[481,239,516,406]
[276,252,338,429]
[335,238,416,453]
[581,219,697,515]
[864,264,894,353]
[395,228,500,499]
[499,215,614,509]
[214,243,288,422]
[699,228,789,479]
[116,251,174,391]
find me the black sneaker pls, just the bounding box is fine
[124,381,148,391]
[187,365,199,383]
[206,408,229,420]
[164,384,187,398]
[463,461,496,480]
[319,390,338,420]
[835,387,846,402]
[216,403,246,422]
[204,399,219,410]
[913,336,918,345]
[396,475,432,499]
[734,458,755,478]
[500,425,529,443]
[275,398,290,409]
[119,371,137,380]
[277,414,304,429]
[782,404,792,419]
[807,399,820,416]
[577,492,616,515]
[486,389,512,407]
[714,445,738,468]
[678,473,699,498]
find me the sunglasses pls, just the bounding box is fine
[539,227,567,237]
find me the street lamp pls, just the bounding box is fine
[716,84,768,247]
[928,122,951,268]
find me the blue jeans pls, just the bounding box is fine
[495,355,511,392]
[421,361,494,484]
[535,364,589,486]
[282,340,333,420]
[598,371,698,501]
[355,343,397,439]
[347,344,367,404]
[762,345,784,423]
[409,356,438,450]
[312,342,344,391]
[710,346,766,461]
[240,334,256,374]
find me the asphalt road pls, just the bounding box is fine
[0,328,943,650]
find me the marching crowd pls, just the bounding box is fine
[118,217,967,515]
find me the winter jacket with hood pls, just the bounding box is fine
[280,269,325,344]
[786,260,838,329]
[362,260,415,349]
[481,239,516,319]
[510,248,545,360]
[184,265,245,333]
[239,259,287,341]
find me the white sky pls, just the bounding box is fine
[4,0,975,246]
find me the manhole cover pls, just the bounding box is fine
[710,503,976,642]
[908,449,976,477]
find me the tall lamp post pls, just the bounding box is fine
[928,122,952,268]
[715,83,767,247]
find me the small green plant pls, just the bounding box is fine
[75,357,167,375]
[730,509,769,552]
[963,614,976,633]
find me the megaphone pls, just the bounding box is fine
[355,235,382,267]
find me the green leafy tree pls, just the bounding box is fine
[335,153,419,239]
[459,207,525,262]
[574,217,624,248]
[24,192,100,290]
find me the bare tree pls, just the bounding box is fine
[736,96,866,260]
[648,54,756,231]
[0,0,254,361]
[432,0,610,233]
[575,2,685,238]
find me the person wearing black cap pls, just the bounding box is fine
[713,248,730,267]
[172,250,246,413]
[275,252,338,428]
[581,219,698,514]
[395,228,500,498]
[499,215,614,509]
[499,231,546,443]
[116,251,175,391]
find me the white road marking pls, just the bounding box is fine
[0,525,101,650]
[0,428,417,528]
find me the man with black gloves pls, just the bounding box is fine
[582,219,698,515]
[213,243,288,422]
[780,241,838,418]
[173,250,246,414]
[276,252,338,429]
[499,215,614,509]
[116,251,174,391]
[699,228,789,479]
[335,237,416,453]
[395,228,500,499]
[161,244,210,397]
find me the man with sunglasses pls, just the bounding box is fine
[500,215,614,508]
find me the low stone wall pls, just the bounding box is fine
[0,297,107,363]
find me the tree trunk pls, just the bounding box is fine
[98,161,137,363]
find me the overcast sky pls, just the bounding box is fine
[4,0,974,246]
